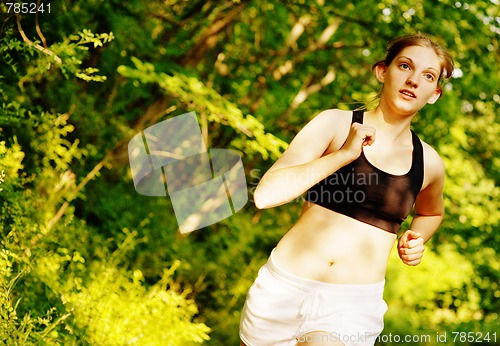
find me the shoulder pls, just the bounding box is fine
[302,108,353,138]
[273,109,352,167]
[313,108,353,122]
[297,108,353,150]
[419,139,445,187]
[421,140,444,171]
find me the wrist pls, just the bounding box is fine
[336,148,358,165]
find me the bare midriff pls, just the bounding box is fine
[273,200,397,284]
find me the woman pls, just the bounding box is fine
[239,34,454,346]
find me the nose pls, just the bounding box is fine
[406,74,418,88]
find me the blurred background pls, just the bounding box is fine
[0,0,498,344]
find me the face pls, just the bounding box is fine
[376,45,443,114]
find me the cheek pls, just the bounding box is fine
[428,90,441,104]
[387,69,406,83]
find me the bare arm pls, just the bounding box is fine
[398,145,445,266]
[254,110,375,209]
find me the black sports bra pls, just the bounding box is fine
[305,110,424,234]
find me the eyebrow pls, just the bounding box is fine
[399,56,440,73]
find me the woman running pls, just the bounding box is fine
[239,34,454,346]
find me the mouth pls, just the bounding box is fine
[400,89,416,99]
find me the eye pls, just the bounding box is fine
[399,63,410,70]
[424,73,435,81]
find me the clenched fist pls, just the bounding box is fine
[398,230,425,266]
[340,122,376,162]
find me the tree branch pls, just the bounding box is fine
[35,0,47,48]
[41,100,179,238]
[278,67,336,125]
[181,1,247,67]
[16,14,61,64]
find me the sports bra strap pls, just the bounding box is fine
[340,110,364,149]
[352,110,364,124]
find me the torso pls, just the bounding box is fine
[272,109,426,284]
[273,203,396,284]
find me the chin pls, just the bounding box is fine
[393,100,423,114]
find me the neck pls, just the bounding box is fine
[367,104,416,141]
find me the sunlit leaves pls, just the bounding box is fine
[118,58,288,160]
[62,261,210,345]
[0,0,498,344]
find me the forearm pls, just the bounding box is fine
[409,213,443,243]
[254,150,353,209]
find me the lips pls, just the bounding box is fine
[400,89,416,99]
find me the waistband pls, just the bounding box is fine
[266,248,385,299]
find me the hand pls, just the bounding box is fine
[341,123,376,161]
[398,230,425,266]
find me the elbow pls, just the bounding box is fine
[435,203,445,219]
[253,189,268,209]
[253,186,276,209]
[253,177,287,209]
[254,201,266,210]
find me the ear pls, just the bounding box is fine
[427,87,442,104]
[375,63,387,83]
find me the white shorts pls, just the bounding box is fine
[239,250,388,346]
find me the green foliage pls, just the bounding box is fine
[117,57,288,160]
[0,7,211,345]
[59,234,210,345]
[57,30,115,82]
[0,249,66,345]
[0,0,498,345]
